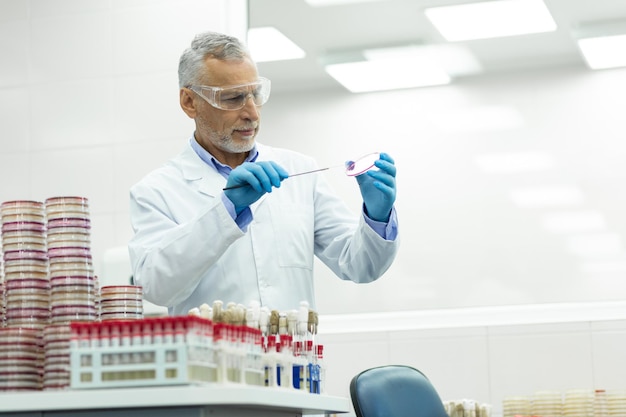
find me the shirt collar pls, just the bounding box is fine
[189,135,259,175]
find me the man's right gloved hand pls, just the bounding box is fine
[223,161,289,214]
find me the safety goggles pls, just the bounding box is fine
[187,77,271,111]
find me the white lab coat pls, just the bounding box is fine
[128,141,399,316]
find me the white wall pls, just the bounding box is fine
[256,66,626,315]
[318,308,626,417]
[257,68,626,415]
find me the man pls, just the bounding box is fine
[128,31,399,316]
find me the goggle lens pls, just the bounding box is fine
[190,77,271,111]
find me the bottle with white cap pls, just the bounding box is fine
[246,300,261,330]
[315,344,325,394]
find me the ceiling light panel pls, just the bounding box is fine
[247,27,305,63]
[325,44,463,93]
[304,0,388,6]
[573,19,626,70]
[325,59,450,93]
[424,0,557,42]
[363,44,482,77]
[577,34,626,70]
[323,43,483,93]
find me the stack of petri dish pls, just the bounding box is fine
[532,390,563,417]
[595,389,609,417]
[502,395,531,417]
[607,390,626,417]
[42,324,71,390]
[100,285,144,320]
[1,255,4,326]
[0,278,4,327]
[0,327,43,391]
[45,197,98,324]
[1,200,50,330]
[563,389,594,417]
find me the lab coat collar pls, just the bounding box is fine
[177,143,224,197]
[176,142,270,210]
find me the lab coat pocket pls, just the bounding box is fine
[271,203,314,269]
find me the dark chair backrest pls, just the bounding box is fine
[350,365,449,417]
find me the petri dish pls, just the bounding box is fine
[44,196,89,206]
[2,233,47,245]
[0,200,44,215]
[100,285,143,296]
[345,152,380,176]
[100,312,144,320]
[47,218,90,229]
[4,271,49,281]
[3,250,48,261]
[1,213,45,224]
[3,242,47,252]
[47,239,90,249]
[1,222,46,233]
[48,247,91,258]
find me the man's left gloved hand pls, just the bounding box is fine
[356,152,396,222]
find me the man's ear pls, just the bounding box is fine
[180,88,197,119]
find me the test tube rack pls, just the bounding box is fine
[69,316,265,389]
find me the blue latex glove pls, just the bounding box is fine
[224,161,289,214]
[355,152,396,222]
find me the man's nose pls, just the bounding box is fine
[241,94,260,119]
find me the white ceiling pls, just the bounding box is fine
[247,0,626,312]
[249,0,626,93]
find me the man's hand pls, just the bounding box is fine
[224,161,289,213]
[356,152,396,222]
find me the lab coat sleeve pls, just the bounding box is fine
[128,176,245,308]
[312,174,400,283]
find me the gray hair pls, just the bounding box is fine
[178,31,254,89]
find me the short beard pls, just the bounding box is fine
[200,122,255,154]
[216,132,255,154]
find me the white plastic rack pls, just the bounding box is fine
[68,315,320,391]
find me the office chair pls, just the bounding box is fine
[350,365,449,417]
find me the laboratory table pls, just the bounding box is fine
[0,385,351,417]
